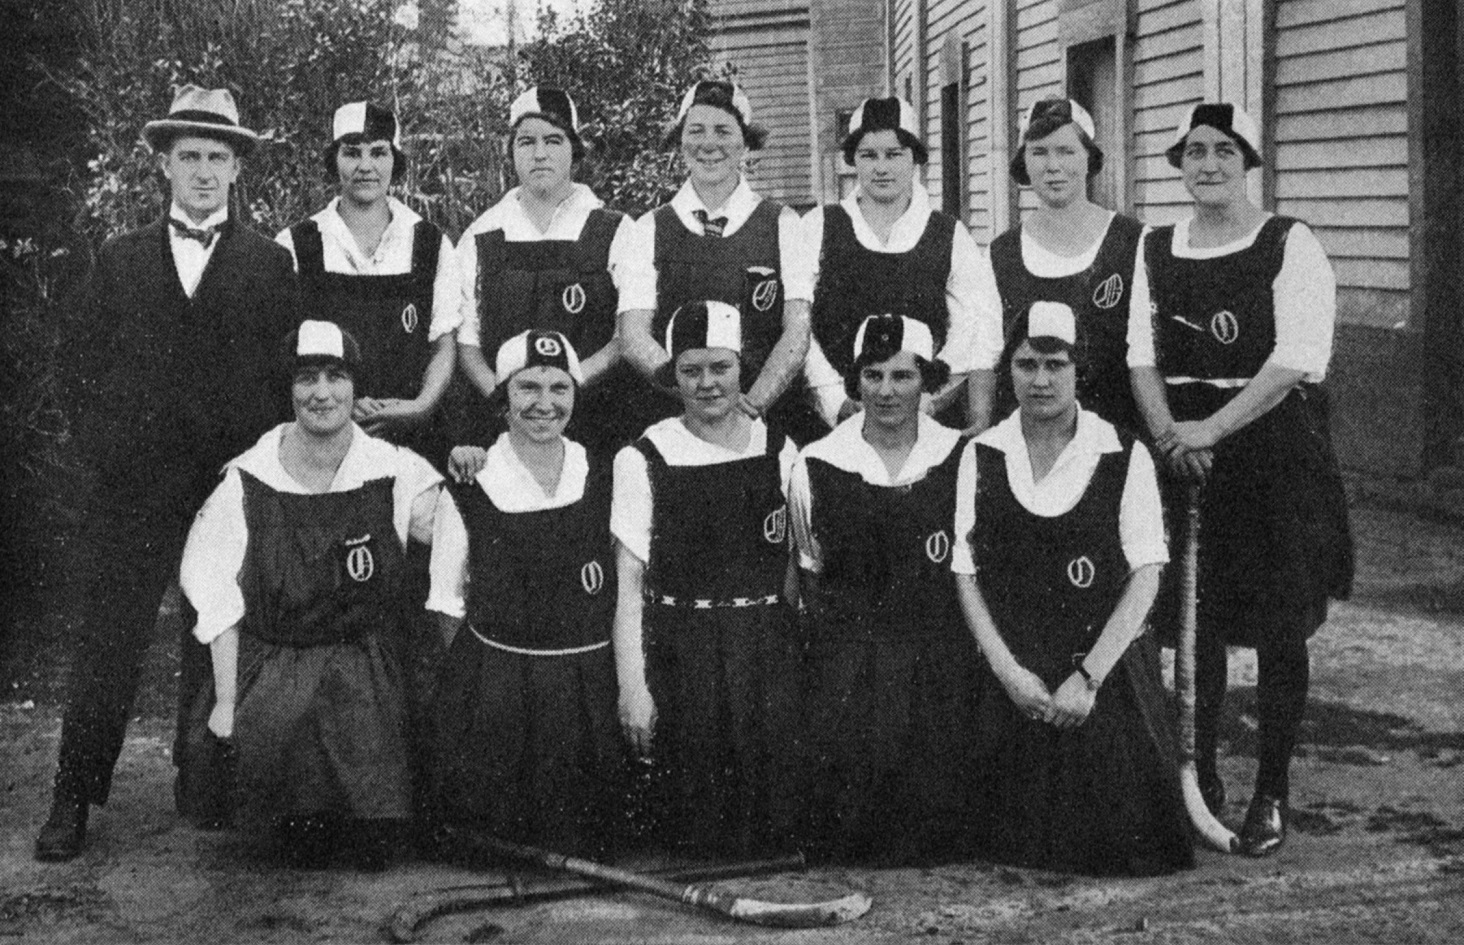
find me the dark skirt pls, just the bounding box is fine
[179,630,413,828]
[969,634,1194,876]
[1154,384,1353,648]
[429,629,626,859]
[798,628,984,865]
[643,602,802,857]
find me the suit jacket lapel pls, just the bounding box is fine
[149,217,192,305]
[190,216,240,309]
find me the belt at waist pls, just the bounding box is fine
[467,623,610,656]
[1164,376,1250,388]
[645,592,782,609]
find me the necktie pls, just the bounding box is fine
[693,209,728,238]
[170,218,219,249]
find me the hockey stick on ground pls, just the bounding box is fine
[435,827,872,928]
[1176,485,1241,853]
[387,852,806,943]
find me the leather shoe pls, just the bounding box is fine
[1239,794,1287,857]
[34,795,89,862]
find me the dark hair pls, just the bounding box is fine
[511,112,588,164]
[1164,108,1263,170]
[843,349,951,402]
[1010,105,1104,186]
[994,306,1086,401]
[663,82,767,151]
[324,134,407,184]
[842,126,928,167]
[487,368,579,424]
[654,348,746,393]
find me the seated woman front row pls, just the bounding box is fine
[175,306,1192,876]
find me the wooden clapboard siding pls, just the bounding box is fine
[1131,0,1204,225]
[710,1,814,206]
[807,0,886,204]
[1272,0,1409,326]
[1012,0,1061,219]
[963,9,995,242]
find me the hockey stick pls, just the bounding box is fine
[1176,484,1240,853]
[388,852,805,943]
[436,827,872,928]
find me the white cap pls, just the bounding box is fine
[665,300,742,357]
[1027,301,1077,345]
[494,330,584,384]
[1167,102,1262,165]
[298,320,348,358]
[1019,98,1096,141]
[852,315,935,363]
[846,96,920,141]
[673,80,753,127]
[508,87,579,135]
[331,101,401,147]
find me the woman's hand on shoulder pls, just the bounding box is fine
[447,445,489,483]
[1050,673,1097,729]
[998,664,1054,723]
[618,684,657,758]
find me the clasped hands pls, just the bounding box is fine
[1153,420,1217,483]
[999,664,1094,730]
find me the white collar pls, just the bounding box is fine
[841,183,931,230]
[473,433,589,511]
[975,406,1119,471]
[169,203,229,231]
[463,182,603,238]
[803,411,959,485]
[671,175,758,220]
[318,195,418,239]
[230,423,401,494]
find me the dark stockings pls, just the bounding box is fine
[1195,630,1310,801]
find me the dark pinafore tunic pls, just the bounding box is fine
[800,439,983,864]
[291,219,447,468]
[969,438,1193,875]
[632,202,823,444]
[430,457,623,858]
[179,472,413,827]
[989,215,1144,433]
[1144,216,1353,647]
[638,429,800,855]
[473,210,634,456]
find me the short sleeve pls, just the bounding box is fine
[426,233,464,341]
[968,244,1005,371]
[950,440,980,575]
[778,205,815,303]
[606,214,638,299]
[1126,227,1156,368]
[426,489,468,619]
[179,469,249,645]
[1118,443,1168,570]
[941,222,993,374]
[787,453,820,572]
[1268,222,1336,378]
[454,235,482,347]
[611,445,654,564]
[394,447,445,546]
[777,434,799,495]
[616,212,658,314]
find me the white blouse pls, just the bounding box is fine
[427,435,592,619]
[788,413,963,572]
[1125,216,1337,382]
[275,196,462,342]
[611,417,798,565]
[179,424,444,644]
[950,409,1167,576]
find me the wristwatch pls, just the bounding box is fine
[1075,663,1102,692]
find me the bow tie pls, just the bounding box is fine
[170,218,220,248]
[693,209,728,238]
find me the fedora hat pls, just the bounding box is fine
[143,85,259,156]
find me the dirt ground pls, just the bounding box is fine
[2,497,1462,943]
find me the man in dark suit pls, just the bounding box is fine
[35,85,298,861]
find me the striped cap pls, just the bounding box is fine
[853,315,935,363]
[494,329,584,384]
[332,101,401,147]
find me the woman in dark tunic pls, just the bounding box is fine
[954,302,1193,876]
[1128,103,1353,856]
[428,330,624,859]
[971,98,1144,435]
[178,321,443,869]
[612,300,801,857]
[788,315,981,865]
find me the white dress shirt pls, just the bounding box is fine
[427,434,592,619]
[616,176,816,314]
[788,413,963,572]
[611,417,798,565]
[800,187,998,420]
[169,204,229,299]
[452,183,636,348]
[951,409,1167,576]
[179,424,444,644]
[275,196,462,341]
[1125,216,1337,382]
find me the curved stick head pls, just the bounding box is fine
[1180,762,1241,853]
[729,891,874,928]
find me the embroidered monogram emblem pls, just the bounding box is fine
[561,282,586,315]
[1210,310,1240,345]
[534,335,563,358]
[750,277,779,313]
[401,303,419,333]
[580,560,604,595]
[344,536,375,583]
[1092,272,1124,310]
[763,506,787,544]
[925,530,950,564]
[1067,555,1096,589]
